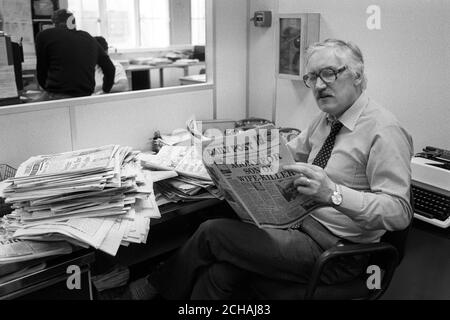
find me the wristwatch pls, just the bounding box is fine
[331,183,343,206]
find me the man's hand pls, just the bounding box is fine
[283,163,335,204]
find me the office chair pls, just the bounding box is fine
[249,195,414,300]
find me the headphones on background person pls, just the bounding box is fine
[52,9,76,30]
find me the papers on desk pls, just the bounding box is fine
[0,237,73,264]
[139,144,223,204]
[130,57,172,66]
[154,178,221,203]
[0,145,161,258]
[0,65,18,99]
[173,58,200,65]
[141,145,211,181]
[160,130,193,146]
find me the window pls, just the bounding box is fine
[104,0,137,49]
[68,0,101,36]
[139,0,170,48]
[191,0,205,45]
[67,0,171,49]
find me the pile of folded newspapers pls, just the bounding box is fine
[139,145,223,205]
[0,145,160,259]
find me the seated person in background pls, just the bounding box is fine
[35,9,115,100]
[128,39,414,300]
[93,36,129,94]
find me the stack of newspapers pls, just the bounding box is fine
[0,145,160,261]
[139,146,223,204]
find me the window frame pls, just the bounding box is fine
[67,0,204,50]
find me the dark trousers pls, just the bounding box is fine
[149,216,367,300]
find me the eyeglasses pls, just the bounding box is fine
[303,66,347,88]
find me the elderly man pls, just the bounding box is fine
[129,39,413,300]
[35,9,115,100]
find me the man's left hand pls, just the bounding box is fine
[283,163,335,204]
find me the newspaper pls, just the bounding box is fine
[140,145,211,181]
[12,145,118,180]
[1,145,156,257]
[0,237,73,264]
[202,128,322,229]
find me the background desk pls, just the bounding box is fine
[125,62,205,90]
[179,74,206,85]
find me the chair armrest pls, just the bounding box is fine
[305,242,399,300]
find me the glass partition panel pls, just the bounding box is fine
[0,0,209,107]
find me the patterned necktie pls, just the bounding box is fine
[290,121,343,229]
[311,121,343,169]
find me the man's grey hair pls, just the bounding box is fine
[305,39,367,90]
[52,9,76,29]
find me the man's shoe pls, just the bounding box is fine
[128,276,159,300]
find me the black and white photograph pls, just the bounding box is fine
[0,0,449,312]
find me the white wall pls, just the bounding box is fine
[214,0,248,120]
[248,0,278,121]
[248,0,450,153]
[71,90,213,151]
[0,107,73,167]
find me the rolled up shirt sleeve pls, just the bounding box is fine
[338,125,414,231]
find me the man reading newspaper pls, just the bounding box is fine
[127,39,413,300]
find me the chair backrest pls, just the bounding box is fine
[379,225,410,264]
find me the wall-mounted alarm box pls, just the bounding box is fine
[251,11,272,27]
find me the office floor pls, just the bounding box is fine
[382,221,450,300]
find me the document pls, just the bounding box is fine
[0,37,8,66]
[141,145,211,181]
[98,218,127,256]
[14,217,116,249]
[0,237,72,264]
[144,170,178,182]
[13,145,118,179]
[0,65,18,99]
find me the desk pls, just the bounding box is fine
[125,62,205,90]
[0,249,95,300]
[0,199,231,300]
[179,74,206,85]
[125,65,152,90]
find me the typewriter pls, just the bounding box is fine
[411,146,450,228]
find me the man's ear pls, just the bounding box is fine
[353,73,363,86]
